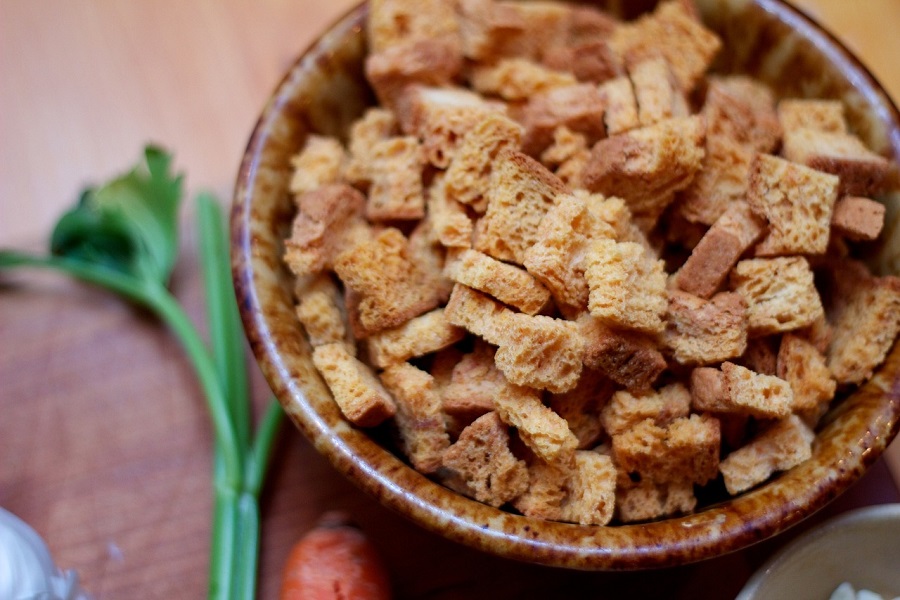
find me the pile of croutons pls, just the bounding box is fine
[283,0,900,525]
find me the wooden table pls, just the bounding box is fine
[2,1,899,598]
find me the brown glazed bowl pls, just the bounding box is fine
[232,0,900,570]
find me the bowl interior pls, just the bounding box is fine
[232,0,900,570]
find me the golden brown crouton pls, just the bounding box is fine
[663,290,748,366]
[582,116,706,228]
[701,75,782,153]
[511,460,568,521]
[365,36,464,107]
[672,201,765,298]
[444,112,525,214]
[612,414,720,485]
[455,0,529,62]
[365,308,465,369]
[690,361,794,419]
[781,128,895,196]
[559,451,617,525]
[540,127,591,187]
[630,58,689,127]
[730,257,824,336]
[441,411,529,507]
[426,174,474,248]
[777,98,847,134]
[367,0,460,53]
[284,183,371,278]
[493,312,584,394]
[494,380,579,465]
[746,153,839,256]
[442,342,504,421]
[719,415,814,495]
[598,75,640,136]
[311,343,397,427]
[289,135,347,196]
[542,38,623,84]
[609,0,721,93]
[585,238,668,335]
[364,136,426,221]
[473,148,569,265]
[444,283,509,343]
[444,248,551,315]
[830,195,886,241]
[334,228,443,337]
[520,83,607,156]
[407,216,456,304]
[616,478,696,523]
[549,368,614,449]
[470,58,577,101]
[295,274,355,353]
[676,134,753,226]
[776,333,836,418]
[379,362,450,473]
[345,108,398,184]
[579,316,668,392]
[600,383,691,437]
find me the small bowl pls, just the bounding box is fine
[232,0,900,570]
[736,503,900,599]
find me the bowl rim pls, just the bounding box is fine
[231,0,900,571]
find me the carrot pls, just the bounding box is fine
[279,511,392,600]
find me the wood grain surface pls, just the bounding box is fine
[1,1,899,598]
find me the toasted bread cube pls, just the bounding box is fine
[600,383,691,437]
[470,57,577,101]
[288,135,347,196]
[366,308,465,369]
[672,201,765,298]
[559,451,617,525]
[831,195,885,241]
[444,248,551,315]
[747,153,839,256]
[365,136,426,221]
[599,75,640,136]
[512,460,568,521]
[691,361,793,419]
[442,342,504,420]
[550,368,614,449]
[523,192,617,317]
[663,290,748,366]
[345,108,397,184]
[585,238,668,335]
[311,343,396,427]
[542,38,623,84]
[540,127,591,187]
[701,75,781,153]
[612,414,720,485]
[444,283,509,344]
[408,216,455,304]
[493,312,584,394]
[334,228,442,337]
[520,83,607,156]
[579,316,667,392]
[441,411,529,507]
[719,415,814,495]
[295,274,354,353]
[616,478,696,523]
[473,149,569,265]
[365,36,464,107]
[427,174,473,248]
[582,116,706,228]
[630,58,689,127]
[737,336,779,376]
[456,0,528,61]
[284,184,370,278]
[776,333,836,417]
[676,134,754,226]
[777,98,847,134]
[444,112,524,215]
[379,363,450,473]
[495,381,579,465]
[827,270,900,384]
[609,0,721,93]
[367,0,460,53]
[730,257,824,335]
[489,0,576,61]
[782,128,894,196]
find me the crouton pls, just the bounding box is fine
[473,149,569,265]
[676,134,754,226]
[701,75,781,153]
[782,128,895,196]
[776,333,836,417]
[289,135,347,196]
[455,0,529,62]
[540,127,591,187]
[830,195,886,241]
[444,283,509,343]
[512,459,568,520]
[441,411,529,507]
[407,216,455,304]
[379,362,450,473]
[617,478,696,523]
[494,380,579,465]
[493,312,584,393]
[365,36,464,107]
[367,0,460,53]
[549,368,614,449]
[334,228,443,337]
[630,58,689,127]
[444,112,525,214]
[442,342,504,421]
[444,248,551,315]
[470,57,577,101]
[366,308,465,368]
[585,238,668,335]
[579,316,668,392]
[542,39,623,84]
[598,76,640,136]
[582,116,706,228]
[730,257,824,335]
[746,153,840,256]
[612,414,721,485]
[777,98,847,134]
[284,184,371,278]
[600,383,692,437]
[295,274,354,353]
[364,136,426,221]
[520,83,607,156]
[311,343,396,427]
[719,415,814,495]
[663,290,748,366]
[672,201,765,298]
[690,361,793,419]
[345,108,398,184]
[559,451,617,525]
[427,174,474,248]
[737,336,780,376]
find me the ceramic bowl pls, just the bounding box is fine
[232,0,900,570]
